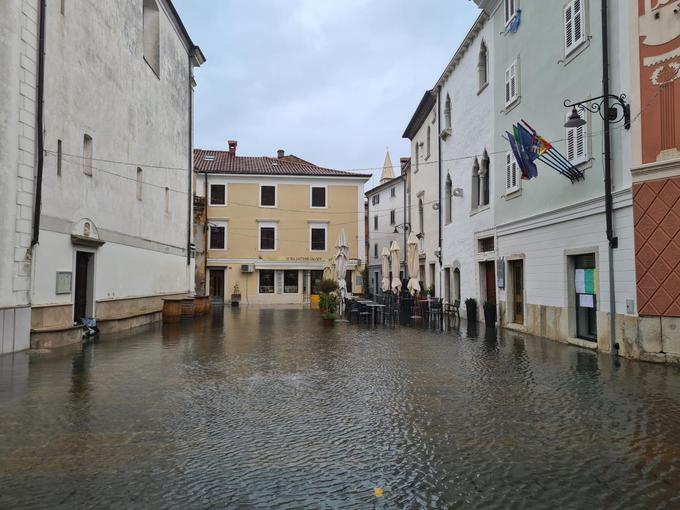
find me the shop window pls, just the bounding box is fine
[259,270,275,294]
[284,270,299,293]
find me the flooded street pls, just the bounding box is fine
[2,307,680,509]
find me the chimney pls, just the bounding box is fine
[228,140,237,155]
[277,149,285,159]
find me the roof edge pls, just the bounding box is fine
[402,90,437,140]
[434,11,487,89]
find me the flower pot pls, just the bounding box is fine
[483,305,496,326]
[465,301,478,323]
[322,318,335,327]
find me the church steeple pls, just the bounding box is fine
[379,150,395,184]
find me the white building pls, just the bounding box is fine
[403,91,441,296]
[1,0,205,352]
[365,152,407,295]
[437,13,496,321]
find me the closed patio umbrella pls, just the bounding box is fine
[390,240,402,294]
[381,247,390,293]
[407,232,421,296]
[335,229,349,299]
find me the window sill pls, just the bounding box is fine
[503,188,522,200]
[503,97,521,114]
[259,205,277,209]
[477,82,489,96]
[470,204,490,217]
[561,38,590,67]
[440,128,452,140]
[310,205,327,209]
[425,154,431,161]
[209,202,227,207]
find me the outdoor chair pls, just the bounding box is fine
[445,299,461,321]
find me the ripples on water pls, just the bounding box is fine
[1,307,680,509]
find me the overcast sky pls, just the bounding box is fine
[174,0,481,185]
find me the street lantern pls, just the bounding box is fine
[564,106,587,129]
[563,94,631,130]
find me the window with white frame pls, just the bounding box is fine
[311,186,326,208]
[505,152,520,193]
[372,194,380,205]
[310,223,327,251]
[260,185,276,207]
[210,183,226,205]
[566,110,588,166]
[504,59,519,107]
[564,0,585,56]
[504,0,518,27]
[209,222,227,250]
[259,222,277,251]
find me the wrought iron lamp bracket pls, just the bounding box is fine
[564,94,631,130]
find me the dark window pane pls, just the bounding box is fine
[261,186,276,206]
[259,270,275,294]
[311,228,325,251]
[284,270,298,293]
[260,227,275,250]
[311,187,326,207]
[210,184,225,205]
[310,270,323,294]
[210,226,225,249]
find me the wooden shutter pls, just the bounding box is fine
[565,0,585,55]
[566,113,588,165]
[505,61,518,106]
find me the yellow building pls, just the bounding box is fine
[194,142,370,304]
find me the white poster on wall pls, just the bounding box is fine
[579,294,594,309]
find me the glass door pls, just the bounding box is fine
[575,254,597,341]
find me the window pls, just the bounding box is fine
[136,167,143,200]
[479,237,495,253]
[478,41,488,89]
[372,194,380,205]
[504,60,519,107]
[505,151,520,193]
[311,186,326,208]
[259,224,276,251]
[57,139,62,176]
[418,197,424,235]
[415,143,420,172]
[445,174,452,224]
[210,184,226,205]
[390,210,396,225]
[284,270,299,293]
[209,222,226,250]
[426,125,431,158]
[260,185,276,207]
[504,0,518,26]
[311,270,324,294]
[310,224,326,251]
[566,110,588,165]
[564,0,585,56]
[390,187,396,198]
[165,187,170,213]
[259,270,275,294]
[83,134,93,176]
[143,0,160,76]
[444,94,452,131]
[472,158,481,209]
[374,243,378,259]
[480,150,490,206]
[374,215,378,230]
[60,0,65,15]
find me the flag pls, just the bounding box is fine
[506,131,530,179]
[505,9,521,34]
[516,123,539,178]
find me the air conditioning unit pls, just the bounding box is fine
[240,264,255,273]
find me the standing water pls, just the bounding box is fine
[1,307,680,508]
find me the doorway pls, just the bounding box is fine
[483,261,496,304]
[209,269,225,302]
[444,268,451,303]
[453,268,461,302]
[509,260,524,324]
[74,251,94,323]
[575,254,597,341]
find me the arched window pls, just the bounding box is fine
[143,0,160,76]
[480,150,490,206]
[478,40,488,90]
[418,197,424,235]
[471,157,480,209]
[453,268,461,301]
[444,94,452,131]
[445,174,452,224]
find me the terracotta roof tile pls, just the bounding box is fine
[194,149,370,178]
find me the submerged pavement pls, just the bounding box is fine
[1,307,680,508]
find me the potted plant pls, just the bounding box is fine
[321,292,337,326]
[483,301,496,326]
[465,297,478,323]
[427,284,435,297]
[230,283,242,307]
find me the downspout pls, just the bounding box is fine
[403,174,407,278]
[187,51,194,269]
[204,171,208,295]
[31,0,47,247]
[601,0,618,355]
[437,87,443,298]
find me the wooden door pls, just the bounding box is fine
[511,260,524,324]
[209,269,224,300]
[485,261,496,304]
[73,252,91,323]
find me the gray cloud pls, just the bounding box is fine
[173,0,481,185]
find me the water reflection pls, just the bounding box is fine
[1,307,680,509]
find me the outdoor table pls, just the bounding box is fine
[365,303,385,324]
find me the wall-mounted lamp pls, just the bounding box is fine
[452,188,463,197]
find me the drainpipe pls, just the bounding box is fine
[601,0,618,356]
[437,87,443,298]
[204,171,208,295]
[31,0,47,247]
